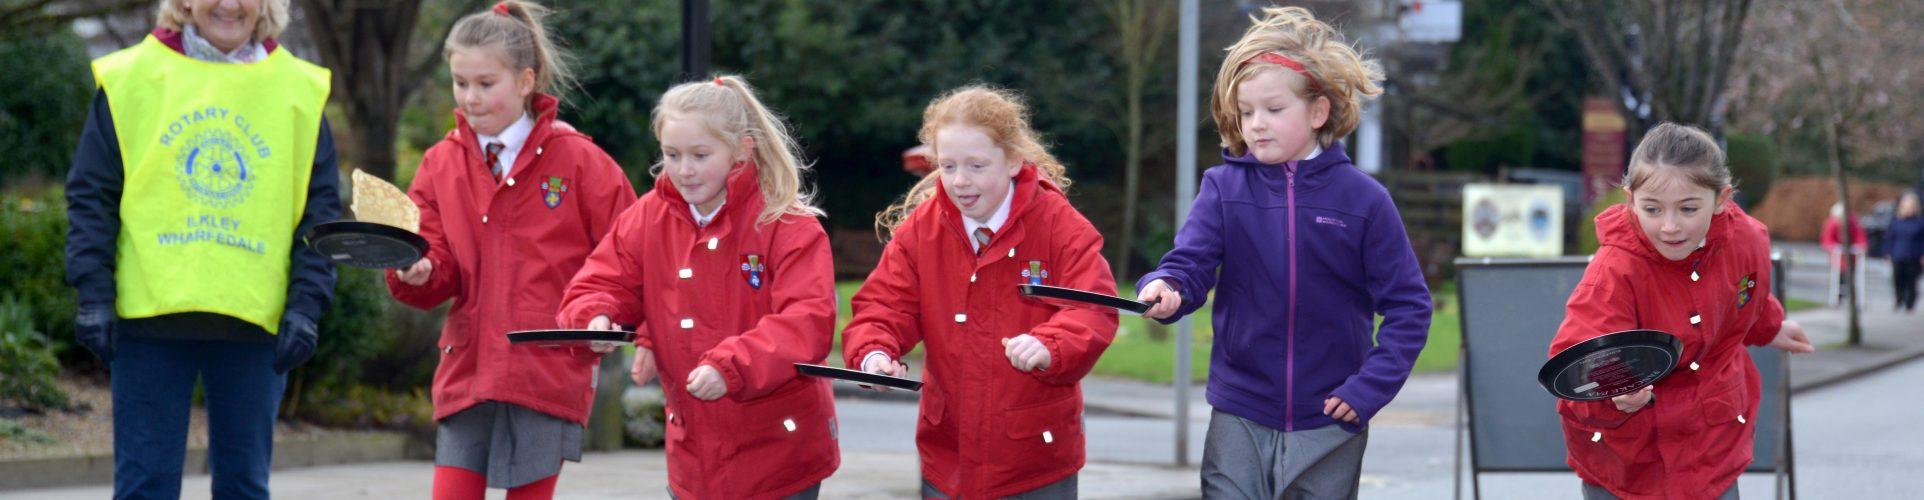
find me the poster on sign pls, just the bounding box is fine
[1462,184,1564,257]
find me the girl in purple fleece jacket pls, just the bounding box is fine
[1136,7,1431,498]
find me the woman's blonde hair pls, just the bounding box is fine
[874,85,1071,239]
[650,75,824,226]
[155,0,290,41]
[1212,6,1383,156]
[444,1,576,99]
[1623,122,1730,195]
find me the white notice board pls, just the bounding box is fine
[1462,183,1563,257]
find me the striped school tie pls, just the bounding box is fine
[484,142,505,182]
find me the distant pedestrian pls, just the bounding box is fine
[1886,191,1924,312]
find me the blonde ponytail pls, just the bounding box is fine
[445,1,577,100]
[652,76,824,226]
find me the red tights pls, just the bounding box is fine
[432,465,560,500]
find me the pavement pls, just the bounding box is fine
[1770,242,1924,393]
[5,240,1919,498]
[977,241,1924,420]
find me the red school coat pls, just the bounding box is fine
[1551,201,1786,500]
[556,164,839,499]
[841,164,1119,498]
[384,93,637,425]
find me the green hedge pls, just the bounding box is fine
[1725,132,1780,208]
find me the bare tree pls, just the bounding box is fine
[1537,0,1754,130]
[0,0,145,36]
[297,0,484,181]
[1097,0,1172,280]
[1728,0,1924,344]
[1386,9,1548,164]
[1727,0,1923,180]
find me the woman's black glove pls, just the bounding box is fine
[74,304,117,363]
[273,312,318,374]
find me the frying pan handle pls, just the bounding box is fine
[858,360,909,389]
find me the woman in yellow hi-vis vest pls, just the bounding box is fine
[63,1,338,498]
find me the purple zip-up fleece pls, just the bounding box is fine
[1138,142,1431,433]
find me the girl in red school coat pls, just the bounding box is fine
[556,75,839,500]
[385,3,638,499]
[1552,123,1814,500]
[842,85,1119,499]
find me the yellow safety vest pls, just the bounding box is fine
[93,36,331,334]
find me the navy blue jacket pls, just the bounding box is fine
[1887,215,1924,261]
[64,85,339,341]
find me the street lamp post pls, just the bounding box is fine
[680,0,710,82]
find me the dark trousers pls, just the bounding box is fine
[112,335,285,500]
[1895,259,1921,311]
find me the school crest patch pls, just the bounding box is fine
[741,254,766,289]
[1735,273,1758,308]
[1021,260,1050,286]
[540,176,568,208]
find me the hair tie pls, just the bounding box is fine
[1239,52,1321,94]
[491,2,512,16]
[713,77,726,86]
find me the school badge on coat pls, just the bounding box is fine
[1735,273,1758,308]
[741,254,766,289]
[1022,260,1050,286]
[540,176,568,208]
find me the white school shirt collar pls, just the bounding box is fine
[963,181,1017,253]
[690,199,726,227]
[476,112,534,178]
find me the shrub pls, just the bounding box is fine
[1726,132,1780,209]
[0,29,91,188]
[0,293,70,411]
[0,418,58,446]
[283,266,393,417]
[0,190,78,365]
[621,382,666,448]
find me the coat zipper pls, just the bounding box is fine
[1285,164,1298,431]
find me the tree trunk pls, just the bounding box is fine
[1102,0,1169,286]
[298,0,480,181]
[586,351,627,450]
[1120,68,1143,282]
[342,103,402,180]
[1827,119,1861,346]
[1808,49,1862,346]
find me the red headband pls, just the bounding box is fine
[1239,52,1321,93]
[491,2,512,16]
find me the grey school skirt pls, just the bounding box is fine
[435,401,585,489]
